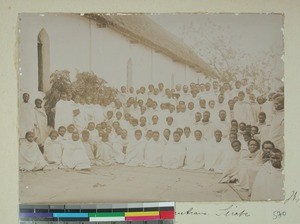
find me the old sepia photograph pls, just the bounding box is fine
[18,13,284,204]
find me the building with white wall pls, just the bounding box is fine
[19,13,217,99]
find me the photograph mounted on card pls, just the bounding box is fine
[18,13,284,204]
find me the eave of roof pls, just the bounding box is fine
[84,13,219,79]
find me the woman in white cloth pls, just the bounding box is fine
[204,130,231,172]
[44,130,63,166]
[235,139,262,191]
[219,140,242,183]
[81,129,96,165]
[183,130,206,170]
[162,131,186,169]
[143,131,164,167]
[251,148,284,201]
[124,130,147,166]
[61,131,91,170]
[112,129,129,164]
[95,132,115,166]
[19,131,48,171]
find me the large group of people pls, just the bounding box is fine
[19,78,284,200]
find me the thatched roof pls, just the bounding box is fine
[84,13,218,78]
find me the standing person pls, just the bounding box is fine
[54,92,73,130]
[19,93,35,138]
[233,91,251,124]
[200,111,216,141]
[162,131,186,169]
[72,95,86,132]
[251,148,284,201]
[267,93,284,152]
[34,98,49,147]
[19,131,48,171]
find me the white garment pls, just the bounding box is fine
[19,140,47,171]
[72,103,86,131]
[125,139,147,166]
[214,120,230,138]
[233,100,251,124]
[251,161,284,201]
[19,102,35,138]
[143,140,164,167]
[95,141,115,166]
[34,107,49,145]
[199,121,216,141]
[44,137,63,165]
[62,140,91,170]
[183,139,206,170]
[93,104,104,124]
[267,110,284,151]
[162,140,186,169]
[219,150,241,183]
[54,99,73,129]
[204,139,228,171]
[112,137,129,163]
[82,141,95,162]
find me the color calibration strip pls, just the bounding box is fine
[19,202,174,222]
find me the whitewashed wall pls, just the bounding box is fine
[19,13,205,99]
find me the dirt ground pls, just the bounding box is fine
[19,165,242,204]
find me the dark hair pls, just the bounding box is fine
[231,140,241,147]
[247,139,260,148]
[262,140,275,149]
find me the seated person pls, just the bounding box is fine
[81,129,96,165]
[251,148,284,201]
[44,130,63,166]
[162,131,186,169]
[124,130,147,167]
[96,132,115,166]
[219,140,242,183]
[19,131,48,171]
[61,131,91,170]
[183,130,206,170]
[143,131,164,167]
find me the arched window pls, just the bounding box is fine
[37,29,50,92]
[127,58,133,89]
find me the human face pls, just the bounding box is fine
[274,97,284,110]
[200,100,206,108]
[146,131,153,139]
[82,132,90,141]
[251,127,258,135]
[153,132,159,141]
[26,132,35,142]
[173,133,180,142]
[135,132,142,140]
[35,100,42,108]
[50,132,58,140]
[214,131,222,142]
[238,93,245,101]
[235,82,241,89]
[262,143,274,154]
[232,142,241,152]
[107,111,113,119]
[67,125,75,133]
[257,96,264,104]
[72,132,80,141]
[184,128,191,137]
[166,117,173,125]
[116,112,122,120]
[213,81,218,90]
[188,102,194,110]
[270,152,282,169]
[163,130,170,139]
[23,93,30,103]
[121,130,127,139]
[239,123,246,131]
[218,95,224,103]
[205,83,211,91]
[88,123,95,131]
[183,85,188,93]
[194,131,202,140]
[248,140,258,153]
[202,112,210,122]
[152,116,158,124]
[229,134,237,142]
[258,114,266,124]
[58,128,66,136]
[219,111,226,121]
[60,93,67,101]
[195,113,202,122]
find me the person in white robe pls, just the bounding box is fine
[257,96,275,124]
[125,130,147,166]
[19,93,35,138]
[233,91,251,124]
[54,92,74,130]
[81,129,96,165]
[95,132,115,166]
[235,139,262,191]
[112,129,129,163]
[143,131,164,167]
[256,112,270,144]
[86,122,98,144]
[64,124,76,141]
[228,99,235,121]
[71,95,86,132]
[148,115,163,134]
[190,112,202,133]
[267,94,284,152]
[19,131,48,171]
[251,148,284,201]
[104,110,114,126]
[162,129,171,145]
[84,96,95,124]
[162,131,186,169]
[33,98,49,146]
[204,130,230,172]
[248,94,260,125]
[183,130,206,170]
[199,111,216,141]
[61,131,91,170]
[93,99,104,124]
[57,126,67,143]
[219,140,242,183]
[215,110,230,138]
[44,130,63,166]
